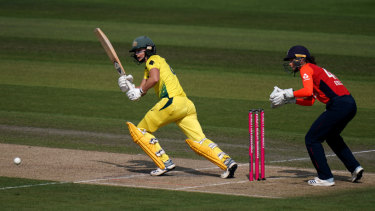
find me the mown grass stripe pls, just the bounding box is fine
[1,17,374,57]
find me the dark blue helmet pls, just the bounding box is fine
[283,45,311,61]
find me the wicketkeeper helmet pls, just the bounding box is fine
[283,45,311,61]
[283,45,312,75]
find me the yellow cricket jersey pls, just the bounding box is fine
[144,55,186,99]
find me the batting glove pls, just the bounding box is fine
[118,75,134,92]
[127,88,143,101]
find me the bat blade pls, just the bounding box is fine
[94,28,125,75]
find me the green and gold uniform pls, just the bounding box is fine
[136,55,231,169]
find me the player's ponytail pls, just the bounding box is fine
[306,56,316,64]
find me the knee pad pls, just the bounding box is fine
[127,122,165,169]
[185,139,228,170]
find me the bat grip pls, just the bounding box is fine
[125,79,135,91]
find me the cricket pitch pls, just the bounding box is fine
[1,143,374,198]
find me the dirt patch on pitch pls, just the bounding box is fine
[1,143,374,198]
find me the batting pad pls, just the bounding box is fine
[185,139,227,170]
[127,122,166,169]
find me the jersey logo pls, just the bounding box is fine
[149,60,154,65]
[303,73,310,80]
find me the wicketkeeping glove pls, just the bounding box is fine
[118,75,134,92]
[269,86,283,99]
[282,88,294,99]
[271,97,296,108]
[270,92,285,106]
[269,86,296,108]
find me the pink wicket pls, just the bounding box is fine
[248,109,265,181]
[255,111,259,180]
[261,109,265,180]
[248,111,253,181]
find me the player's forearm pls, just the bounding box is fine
[140,68,160,94]
[137,79,147,95]
[138,78,158,95]
[296,97,315,106]
[293,79,313,98]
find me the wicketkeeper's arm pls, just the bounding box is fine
[296,96,315,106]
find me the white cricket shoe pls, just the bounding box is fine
[150,159,176,176]
[220,159,238,179]
[351,166,364,182]
[308,177,335,186]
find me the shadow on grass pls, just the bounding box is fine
[95,160,219,177]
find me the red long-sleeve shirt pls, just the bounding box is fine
[294,63,350,106]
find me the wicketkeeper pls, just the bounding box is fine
[269,45,364,186]
[118,36,237,178]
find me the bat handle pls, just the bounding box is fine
[114,61,124,75]
[125,79,135,91]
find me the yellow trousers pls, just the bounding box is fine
[137,96,229,164]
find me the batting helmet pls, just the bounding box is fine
[129,36,156,53]
[129,36,156,64]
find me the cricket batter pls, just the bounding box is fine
[118,36,237,178]
[269,45,364,186]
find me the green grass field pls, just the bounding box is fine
[1,177,374,210]
[1,0,375,209]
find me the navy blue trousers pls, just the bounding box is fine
[305,95,360,180]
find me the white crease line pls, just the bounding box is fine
[80,181,282,199]
[353,150,375,154]
[74,174,149,184]
[186,189,283,199]
[174,180,248,190]
[0,174,148,191]
[0,181,68,190]
[270,149,375,163]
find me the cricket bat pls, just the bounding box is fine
[94,28,126,76]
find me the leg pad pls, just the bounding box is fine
[127,122,165,169]
[185,139,227,170]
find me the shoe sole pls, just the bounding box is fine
[352,169,364,182]
[151,165,176,176]
[150,170,167,176]
[227,163,238,178]
[166,164,176,171]
[308,177,335,186]
[308,182,335,187]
